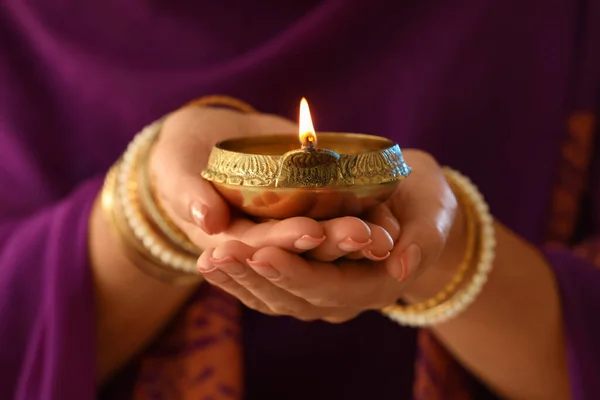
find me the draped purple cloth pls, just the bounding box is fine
[1,1,599,399]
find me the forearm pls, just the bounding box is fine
[405,222,568,400]
[89,197,198,383]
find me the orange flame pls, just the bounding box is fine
[299,97,317,148]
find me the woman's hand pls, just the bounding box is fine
[92,105,397,381]
[196,150,467,322]
[150,106,398,265]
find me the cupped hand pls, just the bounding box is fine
[149,106,397,265]
[196,149,464,322]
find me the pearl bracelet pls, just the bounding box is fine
[102,96,257,285]
[136,121,202,256]
[382,167,496,327]
[115,120,201,276]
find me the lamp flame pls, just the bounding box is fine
[299,97,317,148]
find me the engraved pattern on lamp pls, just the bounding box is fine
[202,138,411,188]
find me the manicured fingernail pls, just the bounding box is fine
[398,244,422,282]
[362,249,391,261]
[246,259,280,279]
[190,201,209,232]
[294,235,326,250]
[338,238,372,252]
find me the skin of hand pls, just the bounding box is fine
[193,135,570,400]
[91,107,398,382]
[195,148,459,322]
[92,106,568,400]
[151,106,398,261]
[157,108,570,400]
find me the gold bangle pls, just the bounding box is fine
[120,127,202,281]
[101,164,119,235]
[183,95,257,113]
[101,95,257,285]
[102,159,203,285]
[102,124,204,285]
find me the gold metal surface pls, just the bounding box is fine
[202,133,411,220]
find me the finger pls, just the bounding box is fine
[307,217,372,261]
[345,222,393,261]
[153,109,298,236]
[248,246,402,309]
[182,215,326,258]
[197,247,273,315]
[152,108,248,234]
[151,147,231,235]
[364,203,401,242]
[208,241,325,320]
[181,176,231,235]
[385,243,423,283]
[240,217,325,252]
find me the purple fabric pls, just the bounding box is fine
[543,249,600,399]
[0,179,100,399]
[1,0,599,399]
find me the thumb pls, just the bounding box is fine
[152,106,298,236]
[174,175,231,235]
[385,151,456,281]
[151,107,246,235]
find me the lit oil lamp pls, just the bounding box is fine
[201,98,411,220]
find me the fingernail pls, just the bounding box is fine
[246,259,280,279]
[294,235,326,250]
[338,238,372,252]
[212,257,246,275]
[362,249,391,261]
[398,244,422,282]
[190,201,209,232]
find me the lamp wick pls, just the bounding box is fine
[301,132,317,150]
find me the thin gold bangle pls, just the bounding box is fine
[101,163,119,235]
[184,95,257,113]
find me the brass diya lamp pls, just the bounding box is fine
[202,98,412,220]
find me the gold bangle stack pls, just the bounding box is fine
[136,135,200,256]
[100,95,256,285]
[382,167,496,326]
[101,122,203,285]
